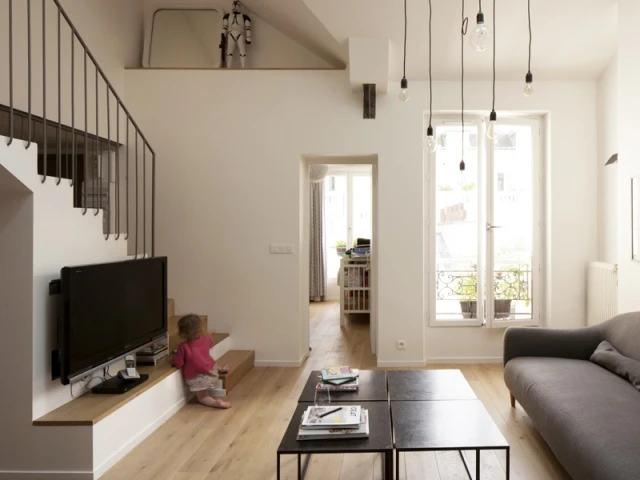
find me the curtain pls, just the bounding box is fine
[310,180,325,301]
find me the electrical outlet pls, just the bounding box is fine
[396,340,406,350]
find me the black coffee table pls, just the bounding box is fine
[387,369,477,401]
[298,370,387,403]
[391,400,510,480]
[277,401,393,480]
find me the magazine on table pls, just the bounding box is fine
[301,405,361,429]
[315,377,359,391]
[297,410,369,441]
[320,366,359,383]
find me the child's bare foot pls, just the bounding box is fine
[196,390,232,409]
[217,364,230,374]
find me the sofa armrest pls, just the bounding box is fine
[503,325,604,366]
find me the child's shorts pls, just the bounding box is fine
[185,367,219,392]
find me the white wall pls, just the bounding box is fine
[617,0,640,313]
[124,70,598,364]
[1,137,128,476]
[597,55,618,264]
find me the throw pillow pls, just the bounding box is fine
[590,341,640,391]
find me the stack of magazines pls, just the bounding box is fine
[296,405,369,441]
[135,343,168,365]
[316,366,359,392]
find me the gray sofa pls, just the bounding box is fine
[504,312,640,480]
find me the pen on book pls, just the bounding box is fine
[319,407,342,418]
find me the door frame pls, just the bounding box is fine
[300,155,379,361]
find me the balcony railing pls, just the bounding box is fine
[436,265,532,302]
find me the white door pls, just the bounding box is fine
[430,117,541,327]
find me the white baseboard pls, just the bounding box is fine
[424,357,503,364]
[0,471,93,479]
[376,360,426,368]
[93,394,187,478]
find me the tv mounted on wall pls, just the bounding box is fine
[58,257,168,385]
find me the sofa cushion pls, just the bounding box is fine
[590,340,640,391]
[604,312,640,362]
[505,357,640,480]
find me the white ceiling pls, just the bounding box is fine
[301,0,618,80]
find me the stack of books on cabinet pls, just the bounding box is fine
[296,405,370,441]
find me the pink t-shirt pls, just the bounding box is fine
[173,334,215,379]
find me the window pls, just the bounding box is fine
[427,117,541,328]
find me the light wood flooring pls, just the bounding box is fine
[103,302,570,480]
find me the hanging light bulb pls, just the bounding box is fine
[470,10,491,52]
[424,125,437,153]
[523,72,533,97]
[399,77,409,102]
[487,110,497,140]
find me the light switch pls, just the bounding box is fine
[270,244,294,254]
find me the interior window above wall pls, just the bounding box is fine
[148,9,223,68]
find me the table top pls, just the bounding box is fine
[298,370,388,403]
[278,401,393,454]
[391,400,509,451]
[387,369,477,401]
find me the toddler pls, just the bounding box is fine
[173,314,232,409]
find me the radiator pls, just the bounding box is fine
[587,262,618,326]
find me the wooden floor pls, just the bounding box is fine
[103,302,569,480]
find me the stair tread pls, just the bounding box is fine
[217,350,254,393]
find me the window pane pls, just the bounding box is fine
[352,175,372,243]
[324,175,348,280]
[435,125,480,321]
[492,125,534,321]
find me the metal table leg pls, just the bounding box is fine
[476,450,481,480]
[396,450,400,480]
[297,453,301,480]
[277,453,280,480]
[506,447,510,480]
[384,450,393,480]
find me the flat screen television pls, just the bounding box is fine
[58,257,168,385]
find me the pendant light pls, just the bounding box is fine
[523,0,533,97]
[487,0,497,140]
[399,0,409,102]
[460,0,468,172]
[470,0,491,52]
[424,0,437,153]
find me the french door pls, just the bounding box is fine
[429,117,541,327]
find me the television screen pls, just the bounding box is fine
[59,257,167,384]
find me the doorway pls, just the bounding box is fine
[300,155,378,362]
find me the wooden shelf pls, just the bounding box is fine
[33,355,180,426]
[34,332,231,427]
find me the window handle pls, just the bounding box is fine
[486,223,502,231]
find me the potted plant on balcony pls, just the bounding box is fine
[335,240,347,256]
[457,265,528,319]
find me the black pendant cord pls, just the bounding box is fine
[527,0,532,74]
[492,0,496,113]
[403,0,407,79]
[428,0,433,128]
[461,0,468,171]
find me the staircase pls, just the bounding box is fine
[167,298,254,395]
[1,0,154,258]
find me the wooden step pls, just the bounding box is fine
[218,350,254,393]
[167,298,175,318]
